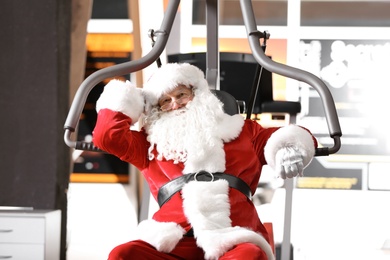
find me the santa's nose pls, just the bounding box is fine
[171,101,182,110]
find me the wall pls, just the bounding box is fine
[0,1,71,259]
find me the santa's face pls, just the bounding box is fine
[144,86,227,173]
[157,85,194,112]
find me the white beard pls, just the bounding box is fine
[144,90,244,174]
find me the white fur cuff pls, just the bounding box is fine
[95,79,145,124]
[196,227,275,260]
[136,219,185,253]
[264,125,315,170]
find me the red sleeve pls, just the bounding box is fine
[92,108,149,170]
[248,120,318,165]
[245,120,280,165]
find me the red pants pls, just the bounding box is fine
[108,237,267,260]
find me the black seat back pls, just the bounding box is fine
[211,90,240,115]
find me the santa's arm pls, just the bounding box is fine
[92,79,149,168]
[264,125,317,179]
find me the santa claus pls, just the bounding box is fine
[93,63,317,260]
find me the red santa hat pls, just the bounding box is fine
[142,63,209,113]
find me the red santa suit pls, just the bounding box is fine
[92,63,317,260]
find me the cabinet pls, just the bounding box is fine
[0,209,61,260]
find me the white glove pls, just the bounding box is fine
[274,146,304,179]
[95,79,145,124]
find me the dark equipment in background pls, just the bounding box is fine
[168,52,271,115]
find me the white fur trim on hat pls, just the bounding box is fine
[264,125,315,170]
[143,63,209,113]
[135,219,186,253]
[95,79,144,124]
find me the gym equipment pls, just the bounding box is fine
[64,1,342,259]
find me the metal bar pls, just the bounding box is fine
[64,0,181,148]
[282,178,294,260]
[239,0,342,155]
[205,0,219,90]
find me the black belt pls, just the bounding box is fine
[184,228,194,237]
[157,171,252,207]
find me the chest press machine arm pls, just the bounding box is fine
[240,1,341,156]
[64,0,341,156]
[64,0,180,151]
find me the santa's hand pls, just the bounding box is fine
[95,79,145,124]
[274,146,304,179]
[264,125,316,179]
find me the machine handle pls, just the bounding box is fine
[239,0,342,156]
[63,0,181,149]
[65,0,341,156]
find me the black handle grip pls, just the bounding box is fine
[75,141,104,152]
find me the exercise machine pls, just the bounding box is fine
[64,1,342,259]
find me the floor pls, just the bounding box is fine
[66,182,139,260]
[66,176,390,260]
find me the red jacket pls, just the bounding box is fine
[93,108,280,241]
